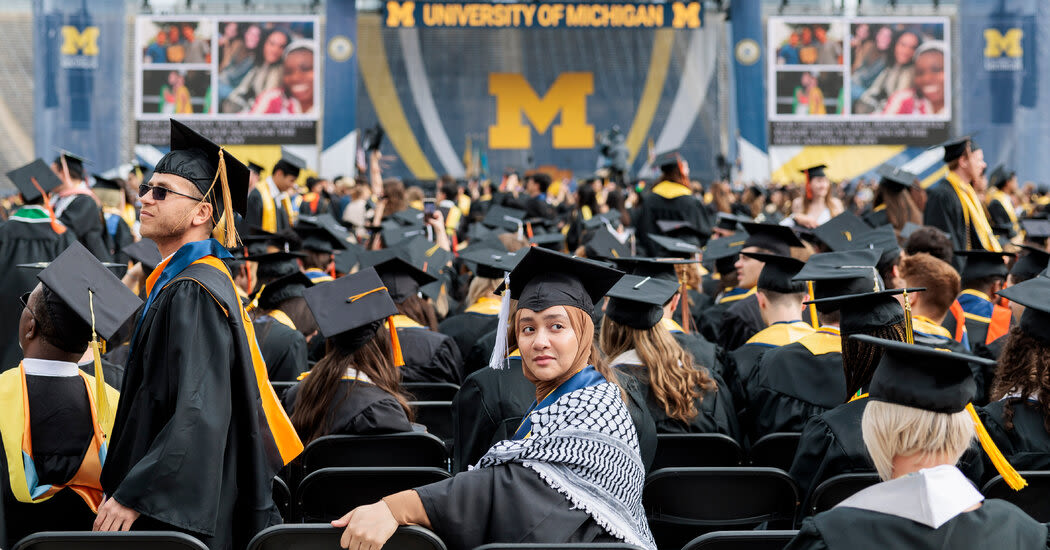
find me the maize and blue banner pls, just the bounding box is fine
[34,0,126,170]
[321,0,358,176]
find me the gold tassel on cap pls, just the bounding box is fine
[807,281,819,329]
[902,289,915,344]
[200,149,239,249]
[88,291,111,438]
[967,403,1027,490]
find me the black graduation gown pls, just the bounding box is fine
[105,213,135,270]
[860,205,888,229]
[0,213,76,371]
[56,194,112,262]
[524,195,555,221]
[923,177,986,266]
[416,462,619,550]
[463,328,501,378]
[671,331,720,376]
[632,182,712,256]
[787,499,1048,550]
[614,363,739,440]
[717,294,764,352]
[438,311,499,363]
[451,360,657,474]
[78,357,126,391]
[1,374,97,548]
[722,321,815,429]
[253,318,308,382]
[986,198,1017,239]
[979,400,1050,481]
[397,326,464,384]
[101,262,284,550]
[744,333,846,442]
[282,380,413,436]
[244,187,290,232]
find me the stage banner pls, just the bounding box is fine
[134,15,320,151]
[767,16,950,146]
[358,4,721,181]
[729,0,767,182]
[321,0,358,177]
[959,0,1043,183]
[34,0,126,169]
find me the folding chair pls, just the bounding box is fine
[295,467,451,522]
[403,382,461,402]
[14,531,208,550]
[473,544,647,550]
[749,433,802,472]
[301,433,450,474]
[681,530,799,550]
[273,476,291,520]
[413,401,454,447]
[270,381,297,400]
[651,433,745,470]
[982,472,1050,522]
[809,473,881,516]
[643,467,798,550]
[248,524,446,550]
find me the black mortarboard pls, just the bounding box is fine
[610,256,695,284]
[482,205,526,233]
[988,164,1015,190]
[933,135,978,164]
[651,234,703,259]
[303,267,398,340]
[1010,245,1050,282]
[358,249,436,303]
[740,222,805,255]
[742,252,806,294]
[800,164,827,179]
[605,274,679,330]
[1022,219,1050,239]
[153,119,250,218]
[877,164,918,192]
[652,150,684,170]
[956,249,1014,280]
[716,212,752,232]
[856,334,989,414]
[795,249,887,313]
[391,208,426,227]
[702,235,748,274]
[531,232,568,252]
[998,274,1050,345]
[245,250,307,264]
[247,161,265,175]
[122,238,163,272]
[381,220,428,247]
[851,225,901,272]
[460,247,522,279]
[582,211,622,232]
[498,247,623,315]
[257,270,312,308]
[400,237,453,278]
[467,222,496,244]
[35,242,143,342]
[6,159,63,202]
[656,220,708,241]
[333,243,364,275]
[583,227,629,259]
[91,174,124,191]
[278,147,307,173]
[297,226,349,254]
[812,211,872,251]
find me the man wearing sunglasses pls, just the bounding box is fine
[96,119,303,549]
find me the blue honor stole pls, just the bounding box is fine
[512,365,607,440]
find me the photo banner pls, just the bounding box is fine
[767,16,951,146]
[384,1,703,29]
[34,0,126,170]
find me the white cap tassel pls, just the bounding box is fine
[488,271,513,369]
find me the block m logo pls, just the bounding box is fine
[984,28,1022,58]
[61,25,99,56]
[386,1,416,28]
[672,2,701,29]
[488,73,594,149]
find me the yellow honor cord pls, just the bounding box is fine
[246,283,266,313]
[87,291,109,438]
[348,286,389,303]
[806,281,819,329]
[967,402,1026,490]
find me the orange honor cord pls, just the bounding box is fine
[30,178,67,234]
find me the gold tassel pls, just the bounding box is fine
[387,317,405,367]
[807,281,819,328]
[967,403,1027,490]
[902,289,915,344]
[88,291,110,439]
[246,283,266,313]
[216,150,239,249]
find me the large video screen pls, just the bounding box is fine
[767,16,950,145]
[135,15,319,146]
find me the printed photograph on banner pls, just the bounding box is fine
[850,20,947,116]
[141,69,212,114]
[770,19,844,66]
[774,70,844,116]
[139,20,212,64]
[216,20,317,115]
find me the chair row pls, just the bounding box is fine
[12,526,800,550]
[270,381,461,403]
[652,432,802,471]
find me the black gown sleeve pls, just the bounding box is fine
[110,282,234,535]
[784,517,830,550]
[60,197,112,262]
[452,375,499,473]
[244,188,264,229]
[342,396,414,435]
[431,333,465,384]
[788,415,836,513]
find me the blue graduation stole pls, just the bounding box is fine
[512,365,606,440]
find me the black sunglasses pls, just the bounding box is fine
[139,183,203,202]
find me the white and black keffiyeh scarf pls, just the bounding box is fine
[474,381,656,550]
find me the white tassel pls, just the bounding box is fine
[488,271,513,369]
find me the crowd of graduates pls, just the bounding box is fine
[3,123,1050,550]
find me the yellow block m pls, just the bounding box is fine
[672,2,701,29]
[61,26,99,56]
[387,1,416,28]
[984,28,1023,58]
[488,73,594,149]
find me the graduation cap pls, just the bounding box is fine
[605,274,680,330]
[277,147,307,174]
[54,149,90,180]
[988,165,1015,190]
[702,235,748,274]
[655,220,709,245]
[800,164,827,180]
[459,247,522,279]
[652,149,685,171]
[358,248,437,303]
[932,135,979,164]
[497,246,623,316]
[246,160,265,175]
[651,234,703,259]
[1010,245,1050,282]
[400,236,453,278]
[956,249,1014,280]
[391,208,426,227]
[582,227,629,259]
[851,225,902,272]
[297,226,348,254]
[466,222,496,244]
[1022,219,1050,240]
[304,267,398,341]
[123,238,163,272]
[91,174,124,191]
[381,220,428,247]
[795,250,889,312]
[877,164,918,192]
[482,205,526,233]
[740,222,804,256]
[610,256,695,284]
[333,243,364,275]
[152,119,249,246]
[716,212,752,232]
[998,274,1050,345]
[742,252,806,294]
[7,159,64,203]
[245,250,307,264]
[255,270,312,311]
[531,231,568,252]
[582,211,622,232]
[812,211,873,251]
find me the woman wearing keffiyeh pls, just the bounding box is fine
[332,247,656,550]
